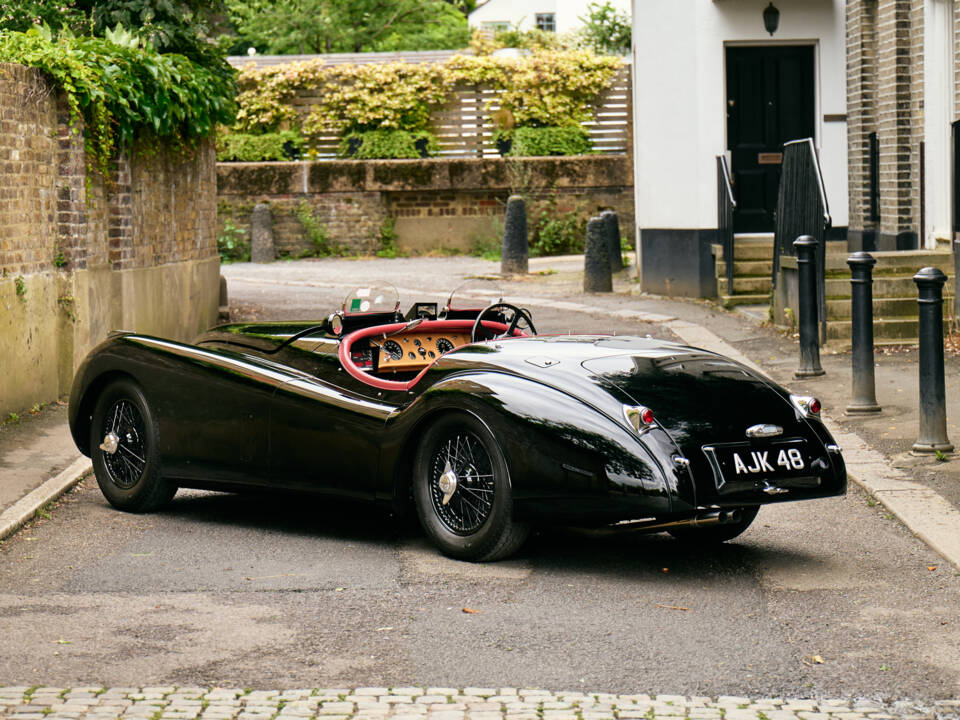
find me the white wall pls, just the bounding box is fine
[470,0,631,34]
[632,0,847,232]
[924,0,954,247]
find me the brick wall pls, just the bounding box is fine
[846,0,935,251]
[0,64,58,278]
[217,156,635,256]
[846,0,877,236]
[0,62,219,415]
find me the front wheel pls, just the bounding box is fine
[90,379,176,512]
[667,506,760,544]
[413,412,529,561]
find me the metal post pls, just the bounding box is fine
[583,216,613,293]
[912,267,953,454]
[601,210,623,272]
[846,252,881,413]
[501,195,529,276]
[794,236,825,377]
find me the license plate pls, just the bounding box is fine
[702,438,809,489]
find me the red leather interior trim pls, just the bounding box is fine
[337,319,515,392]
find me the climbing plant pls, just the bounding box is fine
[0,25,236,177]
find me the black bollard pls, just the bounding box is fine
[794,235,825,378]
[846,252,881,413]
[501,195,529,275]
[912,267,954,454]
[601,210,623,272]
[583,216,612,293]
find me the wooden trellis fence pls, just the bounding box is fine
[232,54,632,159]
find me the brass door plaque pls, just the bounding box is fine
[758,152,783,165]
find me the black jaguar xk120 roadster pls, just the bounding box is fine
[69,283,846,561]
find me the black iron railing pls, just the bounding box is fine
[717,155,737,292]
[772,138,832,342]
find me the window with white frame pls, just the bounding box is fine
[535,13,555,32]
[482,21,511,36]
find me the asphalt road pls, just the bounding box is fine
[1,258,958,699]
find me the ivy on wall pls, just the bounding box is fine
[0,25,236,176]
[228,50,620,158]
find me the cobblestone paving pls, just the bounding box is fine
[0,689,957,720]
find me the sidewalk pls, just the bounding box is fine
[3,254,960,574]
[1,686,958,720]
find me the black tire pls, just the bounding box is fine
[90,379,175,512]
[667,506,760,544]
[413,412,529,561]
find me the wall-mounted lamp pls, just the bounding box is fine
[763,2,780,36]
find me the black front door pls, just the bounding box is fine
[726,45,815,233]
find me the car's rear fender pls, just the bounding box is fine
[381,371,684,522]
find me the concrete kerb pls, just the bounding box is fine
[0,455,91,542]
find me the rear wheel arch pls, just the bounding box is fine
[391,405,493,514]
[73,370,141,456]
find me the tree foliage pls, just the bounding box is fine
[223,0,469,54]
[579,1,631,56]
[0,0,226,60]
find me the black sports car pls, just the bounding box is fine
[69,283,846,561]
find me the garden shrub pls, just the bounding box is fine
[217,130,303,161]
[508,126,592,157]
[530,197,588,256]
[338,129,437,159]
[217,219,250,262]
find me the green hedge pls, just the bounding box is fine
[217,131,303,161]
[508,126,592,157]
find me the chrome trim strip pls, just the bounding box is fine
[701,446,725,490]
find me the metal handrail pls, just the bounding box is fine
[774,137,831,343]
[716,155,737,293]
[784,138,831,227]
[718,155,736,207]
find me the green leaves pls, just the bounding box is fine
[233,50,620,156]
[223,0,469,55]
[0,26,236,177]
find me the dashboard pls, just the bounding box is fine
[371,331,470,371]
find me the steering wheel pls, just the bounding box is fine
[470,302,537,342]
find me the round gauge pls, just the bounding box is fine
[382,340,403,361]
[436,338,454,354]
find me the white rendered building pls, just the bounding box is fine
[469,0,631,36]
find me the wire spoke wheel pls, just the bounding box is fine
[414,412,530,561]
[428,431,496,535]
[90,379,175,513]
[101,399,148,489]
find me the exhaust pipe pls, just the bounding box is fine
[572,510,742,538]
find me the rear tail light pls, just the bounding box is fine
[790,394,821,418]
[624,405,655,433]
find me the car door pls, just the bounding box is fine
[267,338,400,499]
[129,337,284,485]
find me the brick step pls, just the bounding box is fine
[825,317,952,342]
[824,296,955,320]
[718,276,772,295]
[712,241,774,261]
[824,276,957,297]
[715,259,773,277]
[719,293,770,308]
